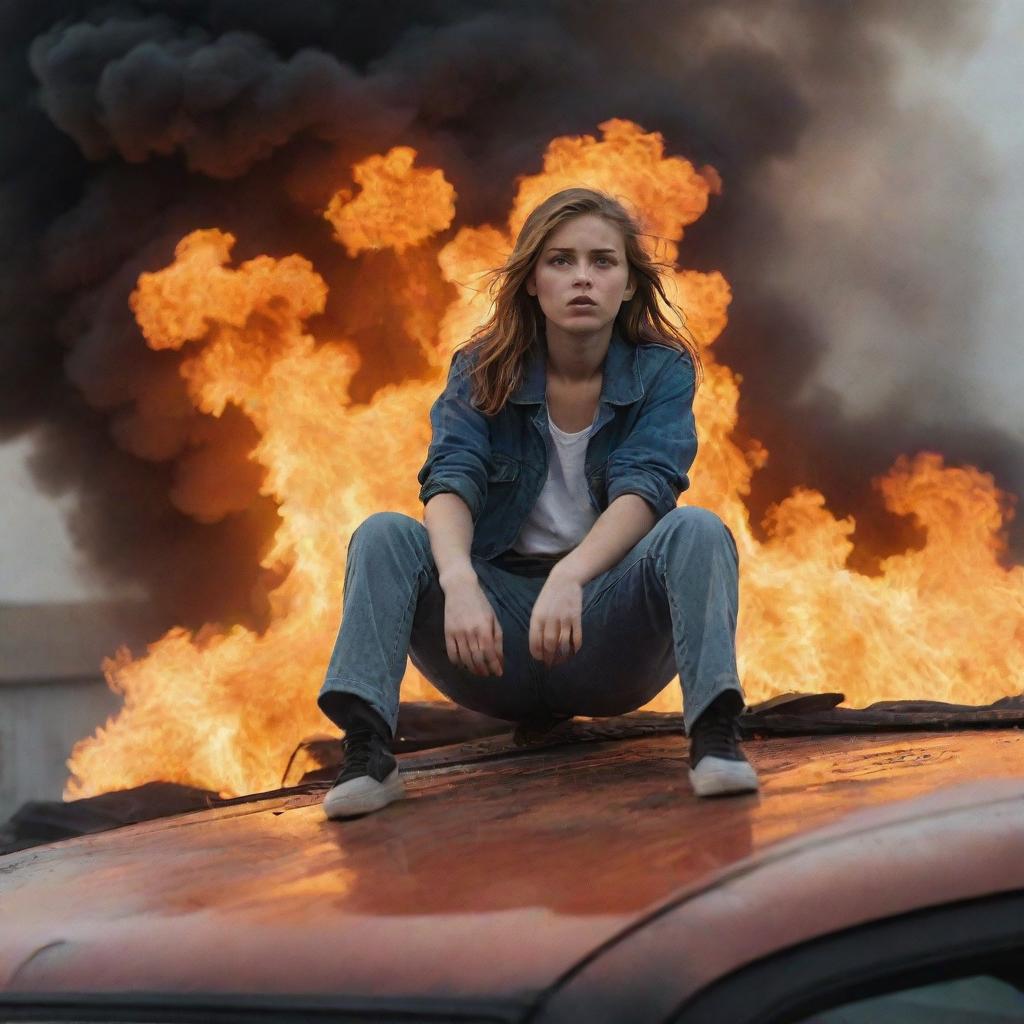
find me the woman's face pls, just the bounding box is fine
[525,214,636,334]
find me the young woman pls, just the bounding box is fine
[317,187,759,818]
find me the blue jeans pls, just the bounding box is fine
[318,506,745,738]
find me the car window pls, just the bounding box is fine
[795,974,1024,1022]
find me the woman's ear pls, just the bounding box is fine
[525,273,536,297]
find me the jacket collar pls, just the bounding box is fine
[508,322,644,406]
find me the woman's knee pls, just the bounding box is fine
[348,511,432,561]
[660,506,735,547]
[348,512,436,577]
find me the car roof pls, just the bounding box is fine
[2,727,1023,1016]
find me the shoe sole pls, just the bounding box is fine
[323,766,406,819]
[689,756,760,798]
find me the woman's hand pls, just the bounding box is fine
[529,569,583,668]
[442,573,504,677]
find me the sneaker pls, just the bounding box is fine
[688,696,760,798]
[322,725,406,819]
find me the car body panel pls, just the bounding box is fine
[1,728,1023,1016]
[532,777,1024,1023]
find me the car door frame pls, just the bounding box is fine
[671,888,1024,1024]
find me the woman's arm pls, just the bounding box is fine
[417,349,491,522]
[423,491,477,592]
[548,493,655,588]
[604,350,698,520]
[529,494,655,667]
[424,491,505,678]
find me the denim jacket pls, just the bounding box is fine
[416,323,698,560]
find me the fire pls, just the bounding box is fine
[324,145,457,257]
[65,119,1024,800]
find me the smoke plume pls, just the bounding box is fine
[1,0,1013,639]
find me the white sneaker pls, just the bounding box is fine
[689,755,760,797]
[322,727,406,819]
[688,700,760,798]
[323,765,406,818]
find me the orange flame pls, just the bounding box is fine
[65,119,1023,800]
[324,145,457,257]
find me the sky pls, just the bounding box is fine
[2,0,1022,604]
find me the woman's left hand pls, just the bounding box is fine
[529,570,583,667]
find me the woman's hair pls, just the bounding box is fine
[458,187,704,416]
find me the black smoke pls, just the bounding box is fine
[1,0,1014,638]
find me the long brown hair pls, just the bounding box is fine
[458,187,704,416]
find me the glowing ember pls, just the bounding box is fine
[65,118,1023,800]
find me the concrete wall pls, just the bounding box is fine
[0,600,163,824]
[0,674,123,822]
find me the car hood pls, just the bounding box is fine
[2,727,1023,1010]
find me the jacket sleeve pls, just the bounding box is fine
[416,349,492,522]
[605,352,698,521]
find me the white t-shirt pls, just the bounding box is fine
[511,406,600,555]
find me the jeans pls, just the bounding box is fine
[317,506,745,738]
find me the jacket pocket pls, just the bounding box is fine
[487,453,521,483]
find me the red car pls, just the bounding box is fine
[2,713,1024,1023]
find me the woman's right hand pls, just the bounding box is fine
[441,572,504,677]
